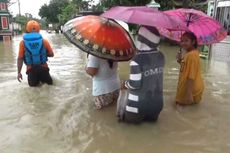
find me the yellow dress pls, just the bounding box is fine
[176,49,204,105]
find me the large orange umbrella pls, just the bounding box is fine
[63,15,136,61]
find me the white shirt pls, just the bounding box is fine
[87,55,120,96]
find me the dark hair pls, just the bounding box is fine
[107,59,113,69]
[182,32,198,48]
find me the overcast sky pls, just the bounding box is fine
[9,0,51,18]
[9,0,100,18]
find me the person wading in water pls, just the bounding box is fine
[17,20,54,87]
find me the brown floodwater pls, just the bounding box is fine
[0,31,230,153]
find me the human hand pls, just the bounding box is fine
[120,80,127,90]
[17,73,23,82]
[176,48,183,63]
[176,51,182,63]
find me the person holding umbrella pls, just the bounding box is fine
[101,6,188,123]
[86,56,120,109]
[62,15,136,109]
[176,32,204,105]
[117,25,165,123]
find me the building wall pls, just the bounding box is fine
[210,0,230,61]
[0,2,7,12]
[9,22,22,35]
[215,0,230,34]
[0,1,11,41]
[0,15,9,29]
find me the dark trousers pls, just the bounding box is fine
[27,65,53,87]
[117,90,161,124]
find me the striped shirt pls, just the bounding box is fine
[124,26,164,118]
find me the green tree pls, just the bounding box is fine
[151,0,207,11]
[97,0,208,11]
[72,0,93,11]
[155,0,208,11]
[155,0,174,10]
[172,0,208,9]
[39,0,69,23]
[57,0,94,25]
[58,3,77,25]
[39,4,50,20]
[39,0,94,26]
[97,0,151,10]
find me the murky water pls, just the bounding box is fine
[0,31,230,153]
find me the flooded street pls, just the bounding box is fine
[0,32,230,153]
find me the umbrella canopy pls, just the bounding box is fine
[101,6,188,31]
[158,8,227,45]
[63,15,136,61]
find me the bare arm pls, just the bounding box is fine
[85,67,98,77]
[47,52,54,57]
[176,51,182,63]
[17,58,23,82]
[44,39,54,57]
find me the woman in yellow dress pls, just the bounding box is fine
[176,32,204,105]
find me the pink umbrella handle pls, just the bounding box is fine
[186,13,192,27]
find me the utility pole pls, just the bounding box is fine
[18,0,21,16]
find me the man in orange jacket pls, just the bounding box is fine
[17,20,54,87]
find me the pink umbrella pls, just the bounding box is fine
[158,8,227,45]
[101,6,188,31]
